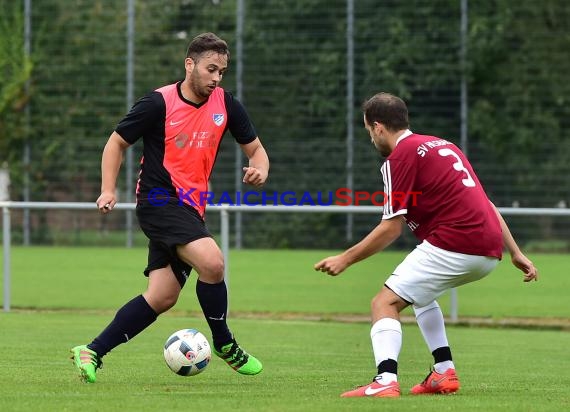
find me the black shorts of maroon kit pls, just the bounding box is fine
[136,200,212,287]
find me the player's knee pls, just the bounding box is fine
[370,294,384,313]
[198,258,225,282]
[371,288,406,314]
[161,293,179,312]
[146,292,179,314]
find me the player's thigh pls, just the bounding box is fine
[176,237,224,282]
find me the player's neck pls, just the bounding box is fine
[389,129,410,147]
[180,81,205,105]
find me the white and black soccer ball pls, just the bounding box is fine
[163,329,211,376]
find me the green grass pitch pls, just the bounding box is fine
[0,247,569,411]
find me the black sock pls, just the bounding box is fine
[195,279,232,349]
[88,295,158,357]
[432,346,453,363]
[377,359,398,375]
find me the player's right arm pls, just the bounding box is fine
[490,201,538,282]
[96,131,131,213]
[314,216,405,276]
[97,92,159,213]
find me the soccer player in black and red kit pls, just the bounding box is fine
[71,33,269,383]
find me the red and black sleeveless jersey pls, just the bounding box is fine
[115,82,257,217]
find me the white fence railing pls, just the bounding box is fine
[2,201,570,318]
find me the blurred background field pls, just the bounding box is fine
[2,247,568,323]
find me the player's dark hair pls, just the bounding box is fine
[186,32,230,62]
[362,92,409,132]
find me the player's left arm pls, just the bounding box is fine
[240,137,269,187]
[314,216,405,276]
[490,201,538,282]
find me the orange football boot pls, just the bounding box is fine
[410,368,460,395]
[341,379,401,398]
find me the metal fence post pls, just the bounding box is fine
[220,206,230,314]
[450,289,458,323]
[3,206,11,312]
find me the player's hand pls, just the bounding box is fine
[511,252,538,282]
[242,166,267,187]
[96,192,117,214]
[314,255,350,276]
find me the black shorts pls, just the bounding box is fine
[136,200,212,287]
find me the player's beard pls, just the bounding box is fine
[190,69,214,100]
[371,136,391,157]
[375,140,391,157]
[375,133,392,157]
[379,145,391,157]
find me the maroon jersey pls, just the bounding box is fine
[115,82,257,217]
[381,131,503,258]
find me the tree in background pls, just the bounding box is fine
[468,0,570,247]
[2,0,568,248]
[0,1,33,167]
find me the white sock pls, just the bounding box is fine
[370,318,402,382]
[414,301,449,351]
[375,372,398,384]
[414,301,455,372]
[434,360,455,374]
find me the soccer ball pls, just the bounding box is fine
[163,328,211,376]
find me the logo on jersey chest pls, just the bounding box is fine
[174,131,217,149]
[213,113,224,126]
[417,139,452,157]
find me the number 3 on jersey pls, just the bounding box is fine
[438,148,476,187]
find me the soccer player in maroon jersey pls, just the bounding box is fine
[315,92,538,398]
[71,33,269,383]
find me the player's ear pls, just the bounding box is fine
[185,57,195,72]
